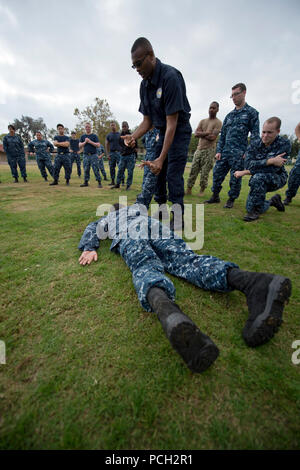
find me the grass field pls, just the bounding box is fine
[0,162,299,450]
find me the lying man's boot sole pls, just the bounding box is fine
[169,321,219,373]
[243,276,292,347]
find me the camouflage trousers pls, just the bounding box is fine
[109,151,121,182]
[37,155,54,179]
[71,152,82,177]
[116,153,135,186]
[7,153,27,179]
[117,234,238,312]
[83,153,101,182]
[286,151,300,199]
[53,153,72,181]
[246,172,287,213]
[98,158,107,179]
[142,150,157,190]
[187,148,215,190]
[211,152,245,199]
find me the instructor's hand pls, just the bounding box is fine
[79,250,98,266]
[142,158,163,175]
[121,135,136,148]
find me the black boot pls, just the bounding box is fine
[23,177,28,182]
[126,185,131,190]
[104,176,108,181]
[98,182,103,188]
[269,194,285,212]
[108,180,115,186]
[111,183,120,189]
[14,177,18,183]
[147,287,219,373]
[80,181,89,187]
[227,268,292,347]
[243,210,260,222]
[204,193,220,204]
[66,179,70,185]
[49,180,58,186]
[283,196,292,206]
[224,198,234,209]
[44,176,48,182]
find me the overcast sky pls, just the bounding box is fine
[0,0,299,138]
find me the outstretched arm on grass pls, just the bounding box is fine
[79,251,98,266]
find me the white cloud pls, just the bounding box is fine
[0,4,18,28]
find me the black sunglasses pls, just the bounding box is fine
[132,53,149,69]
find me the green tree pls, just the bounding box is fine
[74,97,117,144]
[12,116,47,145]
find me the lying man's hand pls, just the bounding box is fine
[79,250,98,266]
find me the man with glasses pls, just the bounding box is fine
[122,37,192,230]
[205,83,259,208]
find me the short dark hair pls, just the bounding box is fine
[232,83,246,92]
[131,37,153,54]
[211,101,219,109]
[71,131,76,135]
[8,124,15,131]
[57,123,64,129]
[265,116,281,130]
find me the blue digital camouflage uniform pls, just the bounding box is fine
[212,103,260,199]
[244,135,291,213]
[28,138,54,179]
[97,144,107,179]
[285,150,300,200]
[116,131,136,187]
[53,135,72,181]
[78,179,238,312]
[139,58,192,210]
[106,131,121,182]
[142,128,159,190]
[3,133,27,179]
[80,133,102,183]
[70,138,82,177]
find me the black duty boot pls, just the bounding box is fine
[147,287,219,373]
[14,177,18,183]
[23,177,28,182]
[283,196,292,206]
[224,198,234,209]
[227,268,292,347]
[204,193,220,204]
[126,185,131,190]
[80,181,89,187]
[243,210,260,222]
[66,179,70,185]
[108,180,115,186]
[98,182,103,188]
[269,194,285,212]
[111,184,120,189]
[49,180,58,186]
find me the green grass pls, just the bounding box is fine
[0,163,299,450]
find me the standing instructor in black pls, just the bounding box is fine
[122,37,192,229]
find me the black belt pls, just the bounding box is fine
[85,152,97,156]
